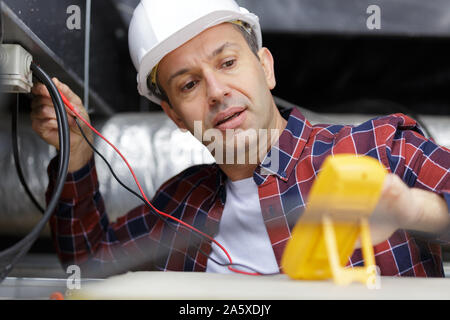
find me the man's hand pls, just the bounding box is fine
[31,78,94,172]
[368,173,450,245]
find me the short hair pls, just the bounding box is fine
[147,22,260,105]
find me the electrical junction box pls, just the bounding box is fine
[0,44,33,93]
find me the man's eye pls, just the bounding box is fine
[182,80,197,91]
[222,59,236,68]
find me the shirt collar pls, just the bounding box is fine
[253,107,312,185]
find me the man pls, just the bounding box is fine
[31,0,450,278]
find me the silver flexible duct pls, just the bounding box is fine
[0,109,448,236]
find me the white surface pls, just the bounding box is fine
[206,177,278,274]
[67,271,450,300]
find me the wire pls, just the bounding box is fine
[0,62,71,282]
[62,93,277,275]
[8,78,277,276]
[12,93,45,214]
[73,118,278,276]
[59,93,249,273]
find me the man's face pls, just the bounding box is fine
[157,23,278,158]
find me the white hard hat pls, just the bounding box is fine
[128,0,262,105]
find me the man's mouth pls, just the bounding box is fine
[216,111,244,126]
[213,107,247,129]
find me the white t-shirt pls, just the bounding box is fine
[206,176,279,274]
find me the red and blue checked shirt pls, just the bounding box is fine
[46,107,450,278]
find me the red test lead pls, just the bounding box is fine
[58,89,259,276]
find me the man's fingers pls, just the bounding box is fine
[30,103,56,120]
[32,118,58,134]
[52,78,83,107]
[381,174,408,204]
[32,115,76,132]
[33,78,88,121]
[31,96,53,111]
[31,78,89,138]
[372,173,419,231]
[33,78,82,107]
[31,103,78,128]
[31,95,79,121]
[31,82,51,98]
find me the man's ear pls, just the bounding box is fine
[160,100,188,131]
[257,47,276,90]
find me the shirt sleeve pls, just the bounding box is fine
[376,113,450,243]
[45,155,165,277]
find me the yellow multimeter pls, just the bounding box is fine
[281,154,386,286]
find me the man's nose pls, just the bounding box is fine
[205,71,230,106]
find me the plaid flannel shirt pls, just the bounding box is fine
[46,108,450,278]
